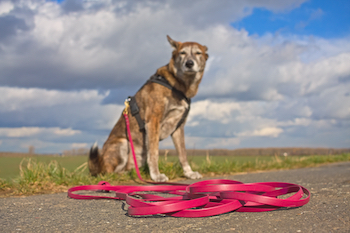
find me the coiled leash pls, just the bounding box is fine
[68,100,310,217]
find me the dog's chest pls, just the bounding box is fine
[159,99,189,140]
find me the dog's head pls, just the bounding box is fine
[167,35,209,80]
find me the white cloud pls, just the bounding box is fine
[160,136,241,150]
[0,87,109,111]
[278,118,311,127]
[52,128,81,136]
[0,85,125,152]
[189,100,241,123]
[71,143,88,148]
[278,52,350,96]
[0,86,123,131]
[0,127,41,137]
[0,127,81,138]
[237,127,284,138]
[0,1,14,15]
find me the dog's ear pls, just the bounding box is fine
[203,45,209,60]
[167,35,180,50]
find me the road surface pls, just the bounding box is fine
[1,162,349,232]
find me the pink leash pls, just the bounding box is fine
[68,105,310,217]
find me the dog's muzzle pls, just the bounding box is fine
[185,60,194,69]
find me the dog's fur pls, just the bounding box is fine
[88,36,209,182]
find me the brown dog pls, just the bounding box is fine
[88,35,209,182]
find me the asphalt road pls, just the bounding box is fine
[1,162,349,233]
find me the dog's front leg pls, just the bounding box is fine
[171,125,202,179]
[146,117,169,182]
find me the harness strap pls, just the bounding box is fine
[128,96,145,131]
[148,75,191,104]
[128,74,191,133]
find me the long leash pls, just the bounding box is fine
[68,101,310,217]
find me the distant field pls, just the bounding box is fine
[1,153,348,180]
[162,154,275,165]
[0,154,273,180]
[0,155,88,180]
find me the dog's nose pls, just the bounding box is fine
[185,60,194,68]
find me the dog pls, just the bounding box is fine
[88,35,209,182]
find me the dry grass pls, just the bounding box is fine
[0,153,349,197]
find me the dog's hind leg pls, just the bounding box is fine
[99,138,128,173]
[113,138,129,172]
[126,143,146,171]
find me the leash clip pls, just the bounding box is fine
[123,98,130,115]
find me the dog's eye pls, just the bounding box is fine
[196,52,202,55]
[179,51,186,55]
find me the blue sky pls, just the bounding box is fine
[233,0,350,38]
[0,0,350,153]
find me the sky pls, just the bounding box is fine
[0,0,349,153]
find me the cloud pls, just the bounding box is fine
[237,127,284,138]
[0,86,123,130]
[0,87,107,110]
[0,126,84,152]
[0,15,30,41]
[0,0,309,90]
[0,127,81,137]
[0,1,14,15]
[0,0,349,152]
[0,86,124,152]
[188,99,241,123]
[295,8,324,30]
[277,52,350,96]
[71,143,88,148]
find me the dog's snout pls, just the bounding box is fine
[185,60,194,68]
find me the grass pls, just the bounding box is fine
[0,153,349,197]
[0,155,87,180]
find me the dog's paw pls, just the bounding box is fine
[185,171,202,179]
[151,173,169,182]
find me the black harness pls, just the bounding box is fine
[127,74,191,135]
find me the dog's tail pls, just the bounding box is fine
[88,142,101,176]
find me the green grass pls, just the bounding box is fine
[0,153,349,197]
[0,155,86,180]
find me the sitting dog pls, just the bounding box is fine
[88,35,209,182]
